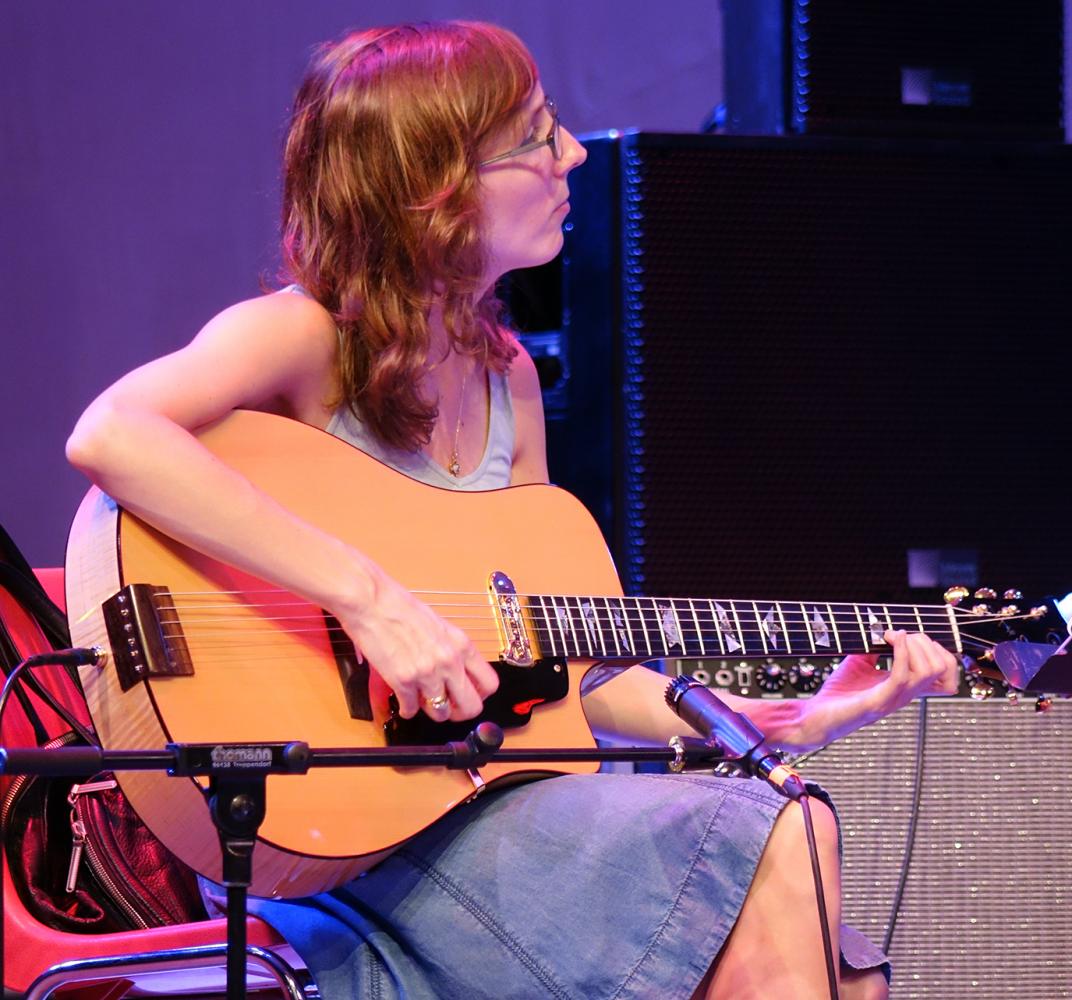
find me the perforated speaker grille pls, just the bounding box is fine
[592,134,1072,602]
[796,698,1072,998]
[789,0,1064,140]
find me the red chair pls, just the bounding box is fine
[1,569,310,999]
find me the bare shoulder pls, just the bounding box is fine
[503,332,549,486]
[85,289,341,433]
[196,290,337,369]
[504,332,541,398]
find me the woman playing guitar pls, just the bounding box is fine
[66,20,958,1000]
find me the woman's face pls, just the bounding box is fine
[477,83,587,284]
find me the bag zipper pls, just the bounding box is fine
[67,776,153,929]
[65,778,117,893]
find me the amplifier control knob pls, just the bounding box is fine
[756,661,787,693]
[788,660,824,694]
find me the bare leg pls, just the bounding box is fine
[692,797,843,1000]
[841,968,890,1000]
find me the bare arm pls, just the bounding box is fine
[66,292,498,720]
[583,630,960,753]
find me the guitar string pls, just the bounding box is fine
[158,588,1010,610]
[145,617,1005,654]
[157,593,983,617]
[153,609,979,630]
[154,607,1007,632]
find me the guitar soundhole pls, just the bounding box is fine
[384,658,569,745]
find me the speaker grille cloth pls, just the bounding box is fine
[797,699,1071,997]
[618,138,1071,601]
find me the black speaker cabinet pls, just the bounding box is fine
[795,696,1072,998]
[546,132,1072,604]
[720,0,1065,141]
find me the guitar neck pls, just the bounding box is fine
[527,595,961,662]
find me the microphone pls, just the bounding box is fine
[665,675,806,800]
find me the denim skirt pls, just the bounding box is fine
[239,772,888,999]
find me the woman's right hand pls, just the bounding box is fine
[336,563,500,722]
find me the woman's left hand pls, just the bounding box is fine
[812,630,961,741]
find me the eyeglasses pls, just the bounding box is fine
[479,98,561,167]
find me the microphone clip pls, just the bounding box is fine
[667,734,725,773]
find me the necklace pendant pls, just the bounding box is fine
[448,452,461,477]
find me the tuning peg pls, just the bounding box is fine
[1035,695,1054,713]
[1006,689,1020,706]
[979,649,995,662]
[970,681,995,701]
[944,585,970,606]
[999,604,1020,617]
[974,587,997,600]
[971,603,990,616]
[1029,606,1048,620]
[1003,589,1023,601]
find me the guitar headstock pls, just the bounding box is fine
[946,586,1071,702]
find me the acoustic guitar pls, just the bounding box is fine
[64,410,1064,897]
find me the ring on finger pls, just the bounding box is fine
[425,693,450,711]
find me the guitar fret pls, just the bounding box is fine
[603,597,623,656]
[729,602,746,655]
[752,602,770,655]
[667,600,687,656]
[706,600,726,655]
[914,605,925,634]
[658,599,683,656]
[570,597,585,655]
[853,604,869,652]
[688,599,705,656]
[581,597,602,656]
[550,598,570,655]
[827,604,842,654]
[801,602,816,654]
[645,598,665,656]
[650,598,672,656]
[570,598,584,656]
[630,598,652,656]
[783,603,811,656]
[535,596,555,657]
[776,604,791,655]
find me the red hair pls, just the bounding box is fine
[282,21,532,450]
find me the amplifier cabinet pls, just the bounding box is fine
[554,132,1072,605]
[797,697,1071,998]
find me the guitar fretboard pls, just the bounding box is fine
[526,595,960,661]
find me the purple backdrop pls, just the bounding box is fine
[2,0,1069,567]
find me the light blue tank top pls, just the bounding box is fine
[279,285,514,490]
[325,372,514,490]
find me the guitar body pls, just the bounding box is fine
[65,411,629,898]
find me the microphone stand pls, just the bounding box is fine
[0,725,726,1000]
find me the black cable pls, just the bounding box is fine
[881,697,927,955]
[798,793,840,1000]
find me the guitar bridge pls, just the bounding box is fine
[102,584,194,692]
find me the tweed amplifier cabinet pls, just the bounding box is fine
[661,657,1071,997]
[545,132,1072,604]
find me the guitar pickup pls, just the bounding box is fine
[102,584,194,692]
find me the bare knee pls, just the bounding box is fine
[842,968,890,1000]
[767,795,839,865]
